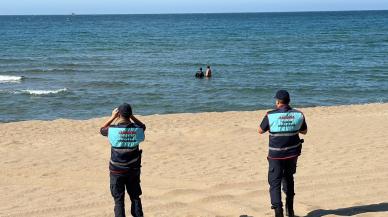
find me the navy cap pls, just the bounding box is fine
[118,103,132,118]
[274,90,290,102]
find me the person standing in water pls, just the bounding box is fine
[205,65,212,78]
[195,67,204,78]
[100,103,146,217]
[258,90,308,217]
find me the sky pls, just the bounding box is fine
[1,0,388,15]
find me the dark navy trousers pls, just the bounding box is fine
[268,157,298,209]
[110,169,142,217]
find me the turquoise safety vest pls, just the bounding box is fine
[108,126,145,149]
[268,111,304,135]
[266,107,305,159]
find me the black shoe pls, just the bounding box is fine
[275,207,284,217]
[285,198,295,217]
[131,199,144,217]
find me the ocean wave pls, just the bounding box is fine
[19,88,69,96]
[0,75,24,83]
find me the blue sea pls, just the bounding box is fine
[0,11,387,122]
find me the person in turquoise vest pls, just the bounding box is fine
[100,103,146,217]
[259,90,308,217]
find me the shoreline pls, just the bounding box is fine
[1,102,387,124]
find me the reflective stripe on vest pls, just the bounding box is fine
[108,127,145,149]
[268,142,301,151]
[110,158,139,166]
[269,132,299,137]
[268,111,304,134]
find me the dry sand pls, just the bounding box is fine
[1,103,387,217]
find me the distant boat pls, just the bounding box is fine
[71,13,76,16]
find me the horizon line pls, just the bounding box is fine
[0,9,387,16]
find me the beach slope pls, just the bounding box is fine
[1,103,387,217]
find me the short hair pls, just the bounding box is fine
[278,99,290,104]
[207,65,210,68]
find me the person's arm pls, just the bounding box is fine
[259,114,269,134]
[130,115,146,131]
[300,129,308,135]
[100,108,119,136]
[299,114,308,135]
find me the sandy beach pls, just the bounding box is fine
[0,103,387,217]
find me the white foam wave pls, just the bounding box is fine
[0,75,24,83]
[20,88,68,96]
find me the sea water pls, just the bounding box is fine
[0,11,387,122]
